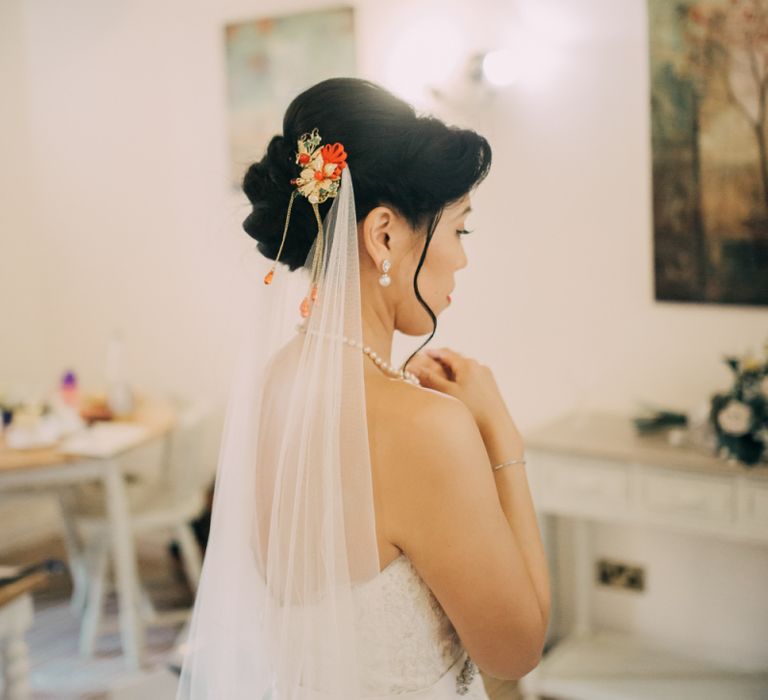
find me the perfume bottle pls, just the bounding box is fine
[60,370,80,409]
[105,331,134,417]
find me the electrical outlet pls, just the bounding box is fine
[596,557,646,592]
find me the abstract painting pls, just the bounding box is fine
[649,0,768,305]
[224,7,356,188]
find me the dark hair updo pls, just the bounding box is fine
[242,77,492,367]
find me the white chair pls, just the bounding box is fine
[0,588,34,700]
[57,394,214,656]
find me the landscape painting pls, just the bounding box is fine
[224,7,356,188]
[649,0,768,305]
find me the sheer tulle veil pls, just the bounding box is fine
[175,162,398,698]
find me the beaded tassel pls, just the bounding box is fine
[299,202,325,318]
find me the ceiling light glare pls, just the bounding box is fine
[482,48,518,87]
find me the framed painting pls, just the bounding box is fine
[224,6,356,188]
[648,0,768,305]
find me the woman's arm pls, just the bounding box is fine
[379,390,550,680]
[411,348,551,645]
[477,414,551,631]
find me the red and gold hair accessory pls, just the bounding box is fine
[263,128,348,319]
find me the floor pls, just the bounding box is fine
[1,537,527,700]
[0,536,189,699]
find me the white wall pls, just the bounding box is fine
[1,0,766,667]
[0,0,48,385]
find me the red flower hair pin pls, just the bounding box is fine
[263,128,348,319]
[291,128,347,204]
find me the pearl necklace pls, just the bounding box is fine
[296,324,421,386]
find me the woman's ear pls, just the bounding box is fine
[360,206,395,267]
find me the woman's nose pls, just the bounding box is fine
[456,244,468,271]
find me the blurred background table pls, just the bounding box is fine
[0,394,177,670]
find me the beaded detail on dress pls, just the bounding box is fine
[351,554,487,698]
[455,656,479,695]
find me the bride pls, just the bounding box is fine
[177,77,550,699]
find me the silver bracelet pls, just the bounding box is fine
[491,457,526,471]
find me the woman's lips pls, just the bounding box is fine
[446,294,452,303]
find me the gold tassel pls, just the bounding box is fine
[264,190,298,285]
[300,202,325,318]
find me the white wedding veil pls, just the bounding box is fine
[176,163,391,698]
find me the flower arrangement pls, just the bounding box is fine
[710,343,768,466]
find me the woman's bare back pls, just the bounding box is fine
[362,366,547,680]
[364,370,472,571]
[364,370,421,571]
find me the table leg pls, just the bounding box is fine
[539,512,558,645]
[55,489,89,616]
[572,517,592,637]
[102,459,144,669]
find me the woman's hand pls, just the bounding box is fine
[408,347,515,436]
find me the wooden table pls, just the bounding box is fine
[0,394,176,670]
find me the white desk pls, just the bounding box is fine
[520,412,768,700]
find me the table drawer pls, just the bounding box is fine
[640,470,734,524]
[540,455,630,510]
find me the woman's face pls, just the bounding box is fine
[360,194,472,336]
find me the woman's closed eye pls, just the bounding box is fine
[456,228,473,237]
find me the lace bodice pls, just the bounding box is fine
[351,553,489,698]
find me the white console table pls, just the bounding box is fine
[519,412,768,700]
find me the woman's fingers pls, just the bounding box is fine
[413,365,453,393]
[426,347,465,361]
[408,352,450,379]
[424,353,454,381]
[425,347,467,378]
[408,352,454,392]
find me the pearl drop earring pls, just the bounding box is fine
[379,259,392,287]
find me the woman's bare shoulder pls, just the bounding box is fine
[368,376,482,490]
[371,375,472,429]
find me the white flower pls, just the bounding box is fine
[759,375,768,400]
[717,400,752,436]
[294,154,338,204]
[290,129,346,204]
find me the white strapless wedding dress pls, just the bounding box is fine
[349,552,490,699]
[272,552,491,699]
